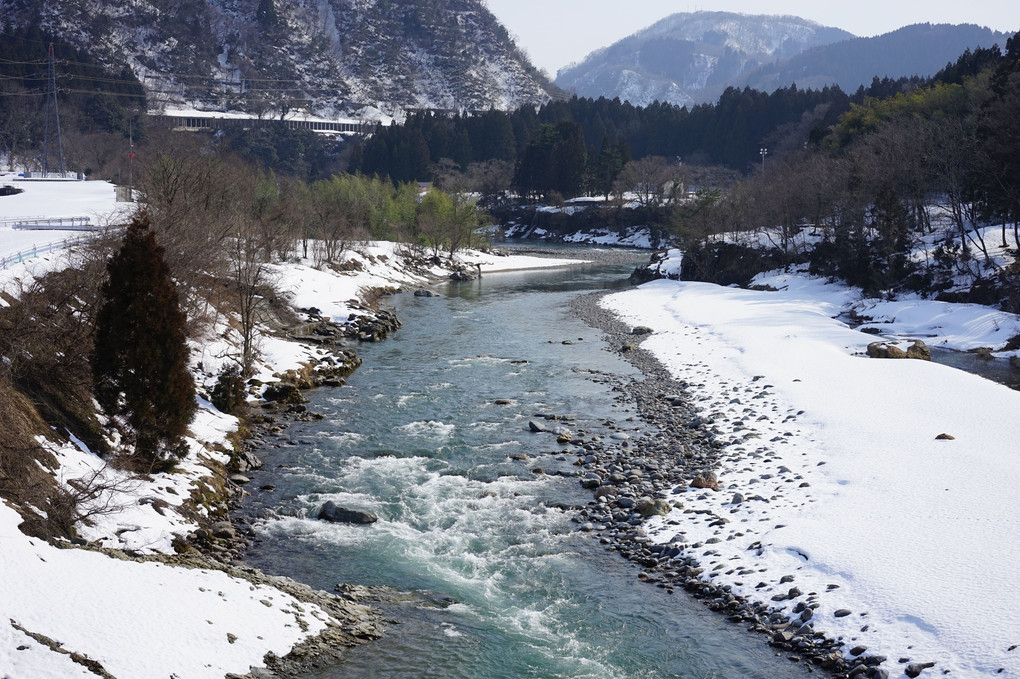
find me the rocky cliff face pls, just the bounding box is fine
[1,0,556,119]
[555,12,853,107]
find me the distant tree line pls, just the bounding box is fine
[357,84,855,189]
[356,73,1000,193]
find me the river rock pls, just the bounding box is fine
[233,450,264,473]
[316,501,378,525]
[866,341,907,359]
[413,289,439,297]
[635,498,672,517]
[263,382,307,404]
[211,521,236,540]
[528,420,547,433]
[906,340,931,360]
[690,471,719,491]
[631,326,654,335]
[905,661,936,677]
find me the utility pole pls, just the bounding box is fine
[42,43,66,176]
[760,147,767,173]
[128,112,135,200]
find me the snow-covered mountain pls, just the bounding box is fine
[0,0,556,120]
[556,12,1013,107]
[555,12,853,108]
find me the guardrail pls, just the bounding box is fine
[0,225,126,271]
[8,216,94,230]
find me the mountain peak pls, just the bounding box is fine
[555,12,853,107]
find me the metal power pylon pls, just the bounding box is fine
[42,43,66,175]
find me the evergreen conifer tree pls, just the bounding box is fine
[92,211,196,470]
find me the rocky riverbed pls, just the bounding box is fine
[566,290,876,679]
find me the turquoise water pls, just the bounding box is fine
[240,256,815,678]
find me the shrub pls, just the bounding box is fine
[211,366,247,415]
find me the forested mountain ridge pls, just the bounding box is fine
[741,23,1013,94]
[0,0,556,119]
[555,12,1010,107]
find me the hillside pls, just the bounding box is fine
[0,0,556,119]
[742,23,1013,94]
[555,11,853,107]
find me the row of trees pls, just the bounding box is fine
[356,82,877,190]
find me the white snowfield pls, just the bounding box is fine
[0,175,132,286]
[602,269,1020,678]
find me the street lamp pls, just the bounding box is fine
[760,147,768,172]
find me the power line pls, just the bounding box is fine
[0,57,48,66]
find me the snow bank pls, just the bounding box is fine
[601,270,1020,678]
[0,502,329,679]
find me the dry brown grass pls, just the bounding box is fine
[0,373,64,539]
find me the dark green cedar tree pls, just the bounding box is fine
[92,211,196,470]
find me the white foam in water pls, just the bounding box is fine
[321,432,364,446]
[396,420,456,439]
[396,394,418,407]
[441,623,465,638]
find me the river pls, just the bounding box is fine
[236,251,819,679]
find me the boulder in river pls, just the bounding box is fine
[866,339,931,360]
[906,340,931,360]
[866,341,907,359]
[233,450,264,473]
[316,500,378,524]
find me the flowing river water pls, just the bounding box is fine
[237,251,819,679]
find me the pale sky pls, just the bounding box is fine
[484,0,1019,76]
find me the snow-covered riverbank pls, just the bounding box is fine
[601,264,1020,679]
[0,240,582,678]
[1,174,585,678]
